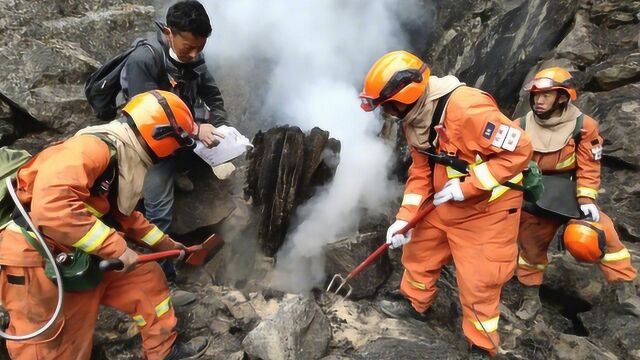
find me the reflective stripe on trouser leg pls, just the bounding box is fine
[516,212,561,286]
[400,219,450,314]
[443,207,519,357]
[597,213,638,283]
[100,263,177,360]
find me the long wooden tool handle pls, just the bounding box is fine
[394,202,436,236]
[98,245,202,271]
[345,201,436,281]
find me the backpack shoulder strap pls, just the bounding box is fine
[573,114,584,147]
[519,116,526,130]
[427,85,464,148]
[89,134,118,197]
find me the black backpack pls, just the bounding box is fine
[84,38,161,121]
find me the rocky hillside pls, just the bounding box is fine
[0,0,639,359]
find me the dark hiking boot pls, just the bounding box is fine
[516,285,541,321]
[614,281,640,317]
[165,336,209,359]
[469,345,492,359]
[378,298,429,325]
[169,282,198,307]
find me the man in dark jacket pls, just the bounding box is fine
[120,0,227,304]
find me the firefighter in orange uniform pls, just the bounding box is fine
[360,51,532,358]
[0,91,208,359]
[514,67,639,320]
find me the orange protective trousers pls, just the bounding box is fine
[517,211,637,285]
[0,229,177,360]
[401,204,520,357]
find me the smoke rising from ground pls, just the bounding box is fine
[202,0,420,292]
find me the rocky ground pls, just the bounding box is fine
[1,0,639,359]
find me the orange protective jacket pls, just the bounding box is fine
[516,113,602,204]
[398,86,532,221]
[0,135,174,267]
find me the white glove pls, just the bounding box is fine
[386,220,411,249]
[580,203,600,222]
[433,178,465,206]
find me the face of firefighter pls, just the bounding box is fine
[164,28,207,63]
[532,90,568,118]
[381,101,409,119]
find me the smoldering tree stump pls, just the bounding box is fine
[246,125,340,256]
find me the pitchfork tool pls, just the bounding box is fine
[99,233,223,271]
[326,202,436,299]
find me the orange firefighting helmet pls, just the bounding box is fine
[563,220,607,263]
[524,67,577,101]
[122,90,195,158]
[360,50,431,112]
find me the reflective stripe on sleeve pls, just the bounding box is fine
[402,193,422,206]
[155,296,172,317]
[446,167,466,178]
[141,226,164,246]
[555,153,576,170]
[576,187,598,199]
[72,220,111,253]
[471,163,500,190]
[602,248,631,263]
[471,316,499,333]
[518,255,546,271]
[83,203,104,218]
[488,173,523,202]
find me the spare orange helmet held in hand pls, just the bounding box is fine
[563,220,607,263]
[122,90,195,158]
[360,50,431,112]
[524,67,577,101]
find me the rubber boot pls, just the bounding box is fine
[614,281,640,317]
[165,336,209,359]
[516,285,541,321]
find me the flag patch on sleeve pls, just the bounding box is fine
[483,122,496,139]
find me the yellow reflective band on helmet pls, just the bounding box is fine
[73,220,111,253]
[132,314,146,327]
[141,226,164,246]
[489,173,523,202]
[155,296,172,317]
[518,255,546,270]
[471,163,500,190]
[576,186,598,199]
[555,153,576,170]
[472,316,499,333]
[402,193,422,206]
[602,248,631,263]
[404,270,427,290]
[84,203,104,218]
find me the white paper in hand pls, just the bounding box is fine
[193,126,253,167]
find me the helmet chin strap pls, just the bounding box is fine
[529,93,568,120]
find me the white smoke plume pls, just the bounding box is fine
[202,0,421,292]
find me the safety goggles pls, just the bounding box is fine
[523,77,574,92]
[149,91,196,150]
[360,63,428,112]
